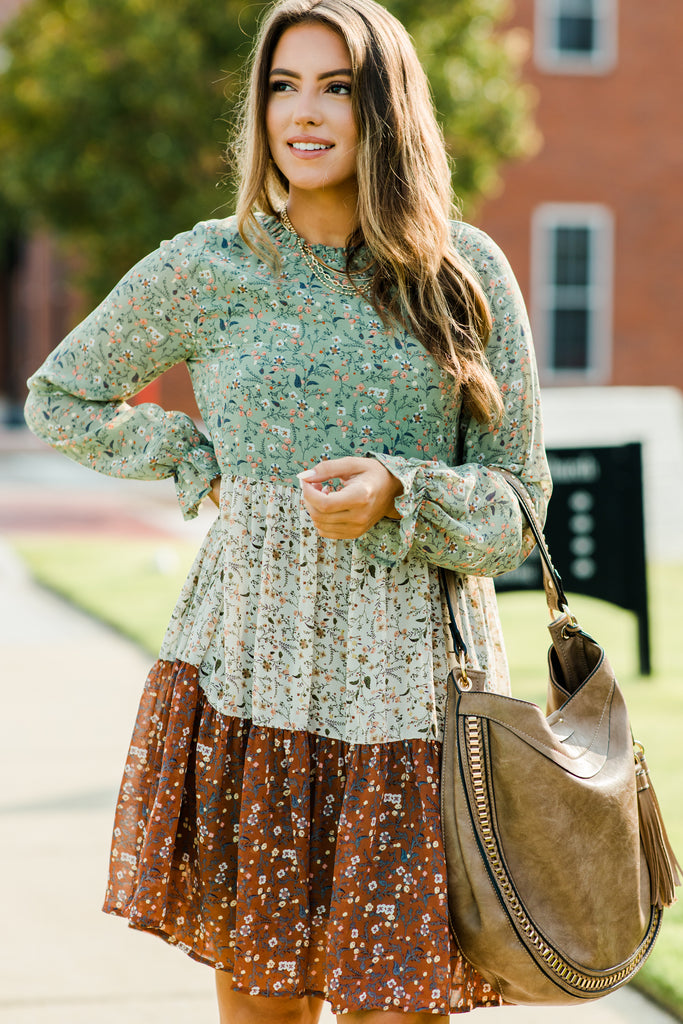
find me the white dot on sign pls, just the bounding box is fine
[572,558,596,580]
[568,490,594,513]
[570,536,595,557]
[570,514,594,534]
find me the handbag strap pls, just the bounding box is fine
[442,567,468,662]
[493,468,569,618]
[441,469,569,662]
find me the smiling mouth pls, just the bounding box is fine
[289,142,333,151]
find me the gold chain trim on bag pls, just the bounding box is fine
[464,715,661,993]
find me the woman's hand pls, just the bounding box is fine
[208,475,221,508]
[298,457,403,539]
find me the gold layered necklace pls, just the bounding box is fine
[279,206,369,297]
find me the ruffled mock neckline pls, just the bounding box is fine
[261,211,367,271]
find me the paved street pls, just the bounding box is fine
[0,424,680,1023]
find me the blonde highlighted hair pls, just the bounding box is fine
[233,0,503,424]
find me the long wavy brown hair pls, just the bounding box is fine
[233,0,503,423]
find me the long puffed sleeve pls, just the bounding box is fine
[356,224,551,574]
[24,222,220,520]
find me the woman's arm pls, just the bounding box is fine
[24,222,221,520]
[352,224,551,576]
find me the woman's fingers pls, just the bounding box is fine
[300,478,363,513]
[301,479,374,536]
[303,506,369,529]
[298,456,367,486]
[300,463,402,538]
[298,456,402,537]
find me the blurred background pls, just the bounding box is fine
[0,1,681,1022]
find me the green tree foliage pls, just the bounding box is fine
[0,0,536,300]
[393,0,539,198]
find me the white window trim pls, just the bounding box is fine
[535,0,618,75]
[531,203,614,385]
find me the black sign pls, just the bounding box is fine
[495,443,650,674]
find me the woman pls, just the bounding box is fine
[24,0,551,1020]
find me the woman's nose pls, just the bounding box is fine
[293,90,322,126]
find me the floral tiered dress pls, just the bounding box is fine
[25,214,550,1016]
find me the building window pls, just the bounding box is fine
[535,0,618,73]
[531,204,613,383]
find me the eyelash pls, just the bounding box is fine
[270,81,351,96]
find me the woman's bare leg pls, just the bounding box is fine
[339,1014,449,1023]
[215,970,325,1024]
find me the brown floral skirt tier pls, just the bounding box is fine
[103,659,501,1015]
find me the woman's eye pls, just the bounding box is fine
[269,79,350,95]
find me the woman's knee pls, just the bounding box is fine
[215,974,322,1024]
[340,1014,449,1024]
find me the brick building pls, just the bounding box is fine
[1,0,681,422]
[476,0,682,390]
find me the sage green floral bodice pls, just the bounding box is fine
[25,214,551,744]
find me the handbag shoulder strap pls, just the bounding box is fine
[441,467,569,663]
[494,467,569,618]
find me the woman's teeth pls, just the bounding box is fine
[291,143,332,150]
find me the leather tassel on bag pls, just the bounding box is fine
[634,742,682,908]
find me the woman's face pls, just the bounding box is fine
[266,23,358,203]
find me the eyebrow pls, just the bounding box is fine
[269,68,352,80]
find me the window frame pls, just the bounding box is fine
[531,203,614,385]
[534,0,618,74]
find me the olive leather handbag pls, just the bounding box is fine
[440,469,680,1005]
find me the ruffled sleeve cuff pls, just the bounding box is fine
[354,453,434,566]
[173,443,221,521]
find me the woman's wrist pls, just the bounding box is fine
[208,475,221,507]
[383,472,403,519]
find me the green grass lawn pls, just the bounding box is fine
[12,535,683,1019]
[13,535,198,654]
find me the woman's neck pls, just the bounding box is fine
[286,187,358,248]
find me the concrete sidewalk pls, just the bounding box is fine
[0,437,679,1023]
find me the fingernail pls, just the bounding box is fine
[297,470,316,482]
